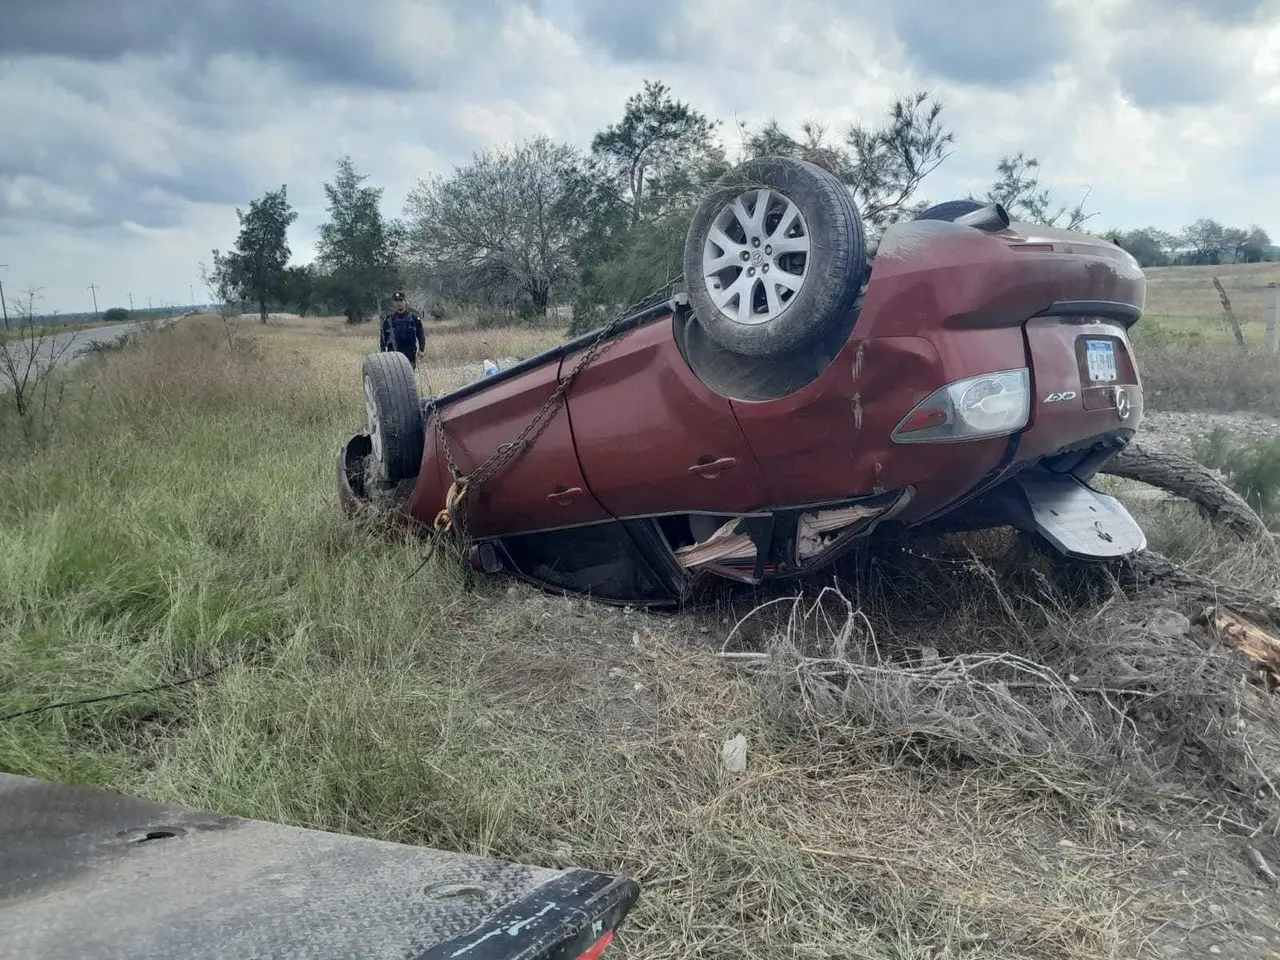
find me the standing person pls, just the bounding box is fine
[380,292,426,368]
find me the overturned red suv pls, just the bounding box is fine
[340,157,1147,607]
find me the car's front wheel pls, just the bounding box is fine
[683,156,867,359]
[362,351,424,484]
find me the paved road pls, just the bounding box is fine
[0,316,182,388]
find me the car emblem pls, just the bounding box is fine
[1114,386,1131,421]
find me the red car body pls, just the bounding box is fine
[340,215,1147,607]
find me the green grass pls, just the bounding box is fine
[1135,314,1240,347]
[1129,317,1280,416]
[1195,430,1280,522]
[3,316,1278,958]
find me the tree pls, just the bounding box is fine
[214,186,297,323]
[1180,218,1226,265]
[403,136,583,316]
[0,286,76,441]
[283,264,319,317]
[1243,225,1272,263]
[315,156,399,323]
[590,80,718,226]
[1222,226,1249,262]
[1104,227,1175,267]
[984,153,1094,230]
[742,92,954,230]
[199,256,244,350]
[103,307,129,323]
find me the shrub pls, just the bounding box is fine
[1194,429,1280,522]
[103,307,129,323]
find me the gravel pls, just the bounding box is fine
[1137,410,1280,455]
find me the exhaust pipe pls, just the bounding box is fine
[954,202,1011,233]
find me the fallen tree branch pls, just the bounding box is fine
[1124,551,1280,626]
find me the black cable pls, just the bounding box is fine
[0,664,224,723]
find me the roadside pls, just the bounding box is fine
[0,314,186,390]
[3,315,1280,959]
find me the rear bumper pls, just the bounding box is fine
[925,464,1147,560]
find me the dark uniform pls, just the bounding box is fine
[380,292,426,368]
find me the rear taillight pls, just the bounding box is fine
[577,932,615,959]
[891,369,1030,444]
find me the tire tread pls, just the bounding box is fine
[362,352,425,482]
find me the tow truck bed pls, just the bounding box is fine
[0,772,639,959]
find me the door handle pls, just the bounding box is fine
[547,486,583,506]
[688,457,738,479]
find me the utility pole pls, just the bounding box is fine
[0,264,8,329]
[148,296,152,311]
[87,283,100,320]
[189,284,195,307]
[128,292,134,311]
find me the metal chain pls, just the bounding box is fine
[422,278,683,551]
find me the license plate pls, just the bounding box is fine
[1085,339,1117,382]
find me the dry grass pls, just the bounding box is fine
[5,316,1280,958]
[1130,264,1280,415]
[263,312,565,373]
[1129,319,1280,417]
[1145,261,1280,325]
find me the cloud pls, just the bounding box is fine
[1100,1,1259,109]
[1114,46,1233,109]
[3,0,1280,313]
[889,0,1074,86]
[573,0,690,59]
[1173,0,1268,23]
[0,0,488,90]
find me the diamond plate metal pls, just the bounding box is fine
[1018,474,1147,560]
[0,773,579,959]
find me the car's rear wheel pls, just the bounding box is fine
[683,156,866,359]
[914,199,986,222]
[362,352,424,484]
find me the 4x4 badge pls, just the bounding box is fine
[1115,387,1131,421]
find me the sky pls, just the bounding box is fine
[2,0,1280,315]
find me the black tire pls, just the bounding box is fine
[914,199,986,222]
[361,351,424,483]
[683,156,866,359]
[1099,442,1271,541]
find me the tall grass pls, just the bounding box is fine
[1131,319,1280,416]
[2,316,1277,958]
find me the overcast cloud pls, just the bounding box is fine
[2,0,1279,313]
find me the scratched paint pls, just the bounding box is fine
[875,221,949,260]
[873,462,884,494]
[449,928,502,957]
[448,902,558,958]
[851,393,864,431]
[508,902,556,935]
[851,342,866,383]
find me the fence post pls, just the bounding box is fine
[1268,283,1280,355]
[1212,276,1247,350]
